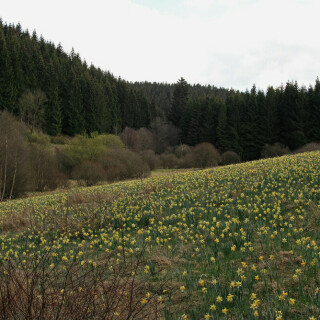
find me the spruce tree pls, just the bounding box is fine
[169,77,189,126]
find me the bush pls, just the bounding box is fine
[50,135,69,145]
[61,135,108,173]
[28,141,65,191]
[140,149,160,170]
[220,151,241,165]
[94,134,125,149]
[137,128,153,150]
[120,127,141,151]
[175,144,191,158]
[295,142,320,154]
[0,111,30,199]
[261,143,291,158]
[99,148,150,182]
[159,153,180,169]
[72,161,107,186]
[182,143,221,169]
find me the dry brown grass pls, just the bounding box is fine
[306,201,320,231]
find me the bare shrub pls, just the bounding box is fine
[137,128,154,150]
[71,161,107,186]
[99,148,150,182]
[140,149,160,170]
[220,151,241,165]
[18,89,47,132]
[159,153,180,169]
[0,248,167,320]
[295,142,320,154]
[0,111,30,199]
[120,127,141,152]
[28,133,66,191]
[182,142,221,169]
[175,144,191,158]
[261,142,291,158]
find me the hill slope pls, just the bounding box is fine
[0,152,320,319]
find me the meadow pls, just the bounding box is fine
[0,151,320,319]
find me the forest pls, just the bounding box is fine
[0,18,320,186]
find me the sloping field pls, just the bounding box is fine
[0,152,320,319]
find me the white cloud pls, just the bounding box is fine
[185,0,214,10]
[1,0,320,90]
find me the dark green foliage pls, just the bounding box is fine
[0,21,154,136]
[168,77,189,126]
[280,82,307,149]
[1,20,319,162]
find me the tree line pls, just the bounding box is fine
[169,77,320,161]
[1,19,320,164]
[0,19,155,136]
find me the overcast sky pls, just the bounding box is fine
[2,0,320,91]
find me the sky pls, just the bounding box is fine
[1,0,320,91]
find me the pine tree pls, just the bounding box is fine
[168,77,189,126]
[0,23,15,112]
[306,78,320,142]
[281,82,307,149]
[45,60,62,135]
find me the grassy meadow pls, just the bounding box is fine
[0,152,320,319]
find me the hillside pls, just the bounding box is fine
[0,152,320,319]
[0,19,155,135]
[1,19,320,162]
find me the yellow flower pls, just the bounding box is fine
[227,294,234,302]
[180,286,186,292]
[250,293,257,300]
[289,298,295,305]
[216,296,223,303]
[210,304,216,311]
[221,308,228,314]
[204,314,211,319]
[199,279,205,286]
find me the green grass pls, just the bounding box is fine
[0,152,320,319]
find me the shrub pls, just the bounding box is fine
[0,111,30,199]
[28,141,65,191]
[50,135,69,145]
[220,151,241,165]
[72,161,107,186]
[261,143,291,158]
[61,135,108,173]
[140,149,160,170]
[159,153,180,169]
[120,127,141,151]
[175,144,191,158]
[295,142,320,154]
[137,127,153,150]
[99,148,150,182]
[182,143,221,168]
[94,134,125,149]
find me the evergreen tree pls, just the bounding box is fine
[306,78,320,142]
[168,77,189,126]
[281,82,307,149]
[45,59,62,135]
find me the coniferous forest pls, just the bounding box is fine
[1,19,320,162]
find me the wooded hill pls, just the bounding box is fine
[0,19,155,135]
[0,19,320,162]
